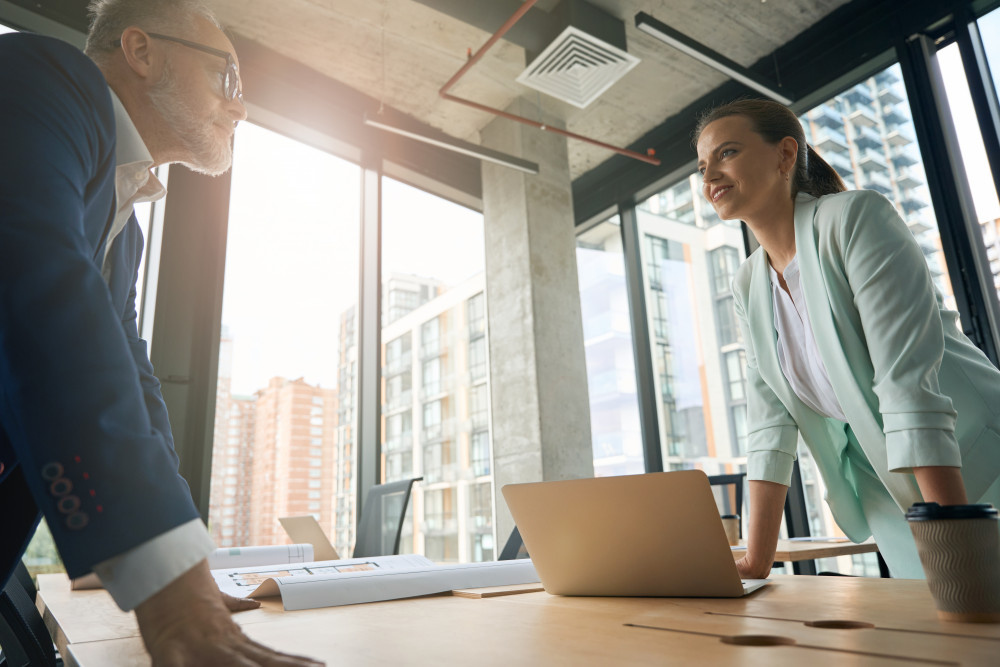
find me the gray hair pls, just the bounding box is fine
[84,0,221,65]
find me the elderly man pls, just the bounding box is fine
[0,1,320,664]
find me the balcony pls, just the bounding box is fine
[384,432,414,452]
[810,104,843,129]
[886,128,914,146]
[857,149,888,172]
[419,376,454,402]
[890,148,918,168]
[864,170,892,195]
[812,127,850,154]
[824,150,854,178]
[875,68,900,87]
[853,125,883,150]
[843,86,873,106]
[881,106,909,128]
[848,107,878,128]
[900,194,927,213]
[384,351,412,377]
[385,389,412,413]
[895,166,923,190]
[422,418,455,444]
[906,217,932,235]
[422,514,458,534]
[878,86,904,106]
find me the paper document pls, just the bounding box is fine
[787,536,849,543]
[211,555,540,611]
[207,544,314,570]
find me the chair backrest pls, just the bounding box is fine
[707,472,747,534]
[498,526,529,561]
[352,477,422,558]
[0,563,57,667]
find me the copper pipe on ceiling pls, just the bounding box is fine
[438,0,661,167]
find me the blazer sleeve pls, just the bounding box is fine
[733,264,800,486]
[835,190,961,471]
[0,35,199,578]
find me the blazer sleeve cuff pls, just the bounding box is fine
[747,451,796,486]
[885,428,962,472]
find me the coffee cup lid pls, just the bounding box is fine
[905,502,998,521]
[720,514,739,519]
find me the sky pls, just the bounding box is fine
[221,122,484,395]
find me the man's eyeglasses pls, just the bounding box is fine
[113,33,243,103]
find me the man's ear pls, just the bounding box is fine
[119,26,157,80]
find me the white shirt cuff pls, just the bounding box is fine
[92,518,216,611]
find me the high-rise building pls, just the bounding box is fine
[208,332,256,548]
[381,273,494,562]
[332,273,444,557]
[247,377,338,546]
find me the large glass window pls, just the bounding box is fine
[937,22,1000,304]
[379,177,492,562]
[207,123,360,555]
[576,218,644,477]
[636,187,748,474]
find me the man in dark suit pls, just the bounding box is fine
[0,1,320,664]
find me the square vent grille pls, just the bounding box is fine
[515,25,640,109]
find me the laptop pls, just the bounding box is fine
[502,470,767,597]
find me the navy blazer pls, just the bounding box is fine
[0,34,199,588]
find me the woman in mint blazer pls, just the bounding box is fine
[695,99,1000,578]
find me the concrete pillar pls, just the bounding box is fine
[480,99,594,549]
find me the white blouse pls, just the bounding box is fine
[768,256,849,422]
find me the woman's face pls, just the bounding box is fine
[696,115,794,224]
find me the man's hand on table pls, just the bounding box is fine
[221,590,262,612]
[134,559,323,666]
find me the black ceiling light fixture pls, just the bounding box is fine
[634,11,795,106]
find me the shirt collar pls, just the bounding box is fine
[109,88,165,203]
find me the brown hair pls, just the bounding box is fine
[694,98,846,198]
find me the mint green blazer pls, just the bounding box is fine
[733,190,1000,541]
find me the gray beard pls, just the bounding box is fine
[149,61,233,176]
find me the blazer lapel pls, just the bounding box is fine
[793,195,921,512]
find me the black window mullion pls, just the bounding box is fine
[618,204,663,473]
[896,33,1000,367]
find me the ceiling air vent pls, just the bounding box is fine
[515,25,640,109]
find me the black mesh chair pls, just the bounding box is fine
[498,526,529,561]
[0,562,59,667]
[353,477,422,558]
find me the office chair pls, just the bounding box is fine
[498,526,529,561]
[707,472,746,538]
[353,477,422,558]
[0,562,59,667]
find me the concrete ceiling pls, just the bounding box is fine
[214,0,850,179]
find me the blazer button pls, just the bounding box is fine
[41,462,64,481]
[66,512,89,530]
[57,495,81,514]
[49,478,73,496]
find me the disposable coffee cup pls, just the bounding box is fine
[906,502,1000,623]
[721,514,740,546]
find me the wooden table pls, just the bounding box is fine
[37,571,999,666]
[751,538,880,562]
